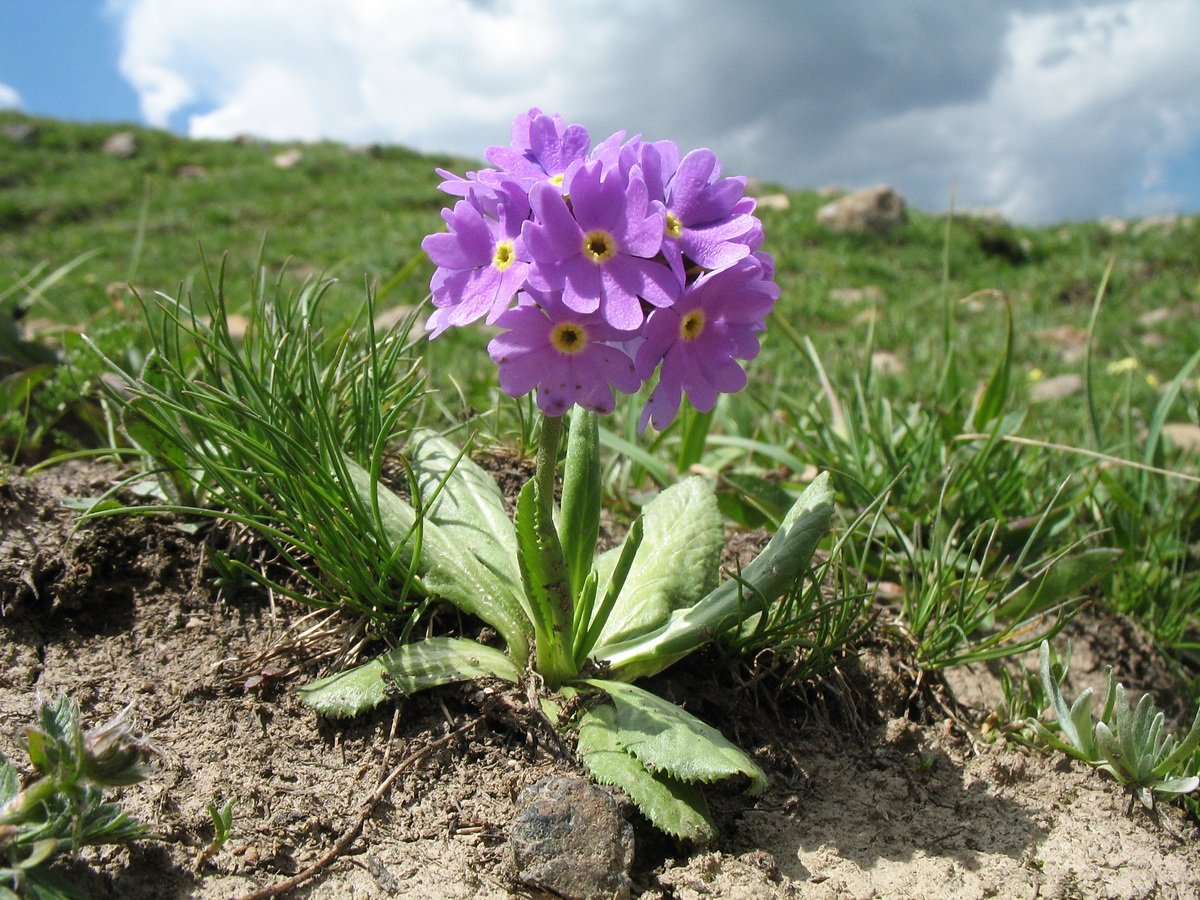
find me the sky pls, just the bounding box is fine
[2,0,1200,225]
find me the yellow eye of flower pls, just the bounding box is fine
[550,322,589,355]
[582,230,617,264]
[665,211,683,239]
[679,309,706,342]
[492,240,516,271]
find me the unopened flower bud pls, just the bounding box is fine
[81,706,147,787]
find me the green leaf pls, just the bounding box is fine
[299,638,520,717]
[971,295,1013,432]
[0,755,17,805]
[407,430,522,598]
[993,547,1122,622]
[585,679,767,794]
[716,471,795,530]
[341,457,533,666]
[297,658,391,718]
[514,479,575,686]
[598,472,834,679]
[380,637,520,694]
[595,478,723,647]
[1151,776,1200,799]
[575,516,644,667]
[559,410,601,599]
[576,704,715,843]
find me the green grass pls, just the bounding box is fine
[3,109,1199,697]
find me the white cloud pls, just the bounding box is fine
[108,0,1200,223]
[0,82,21,109]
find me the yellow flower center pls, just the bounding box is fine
[550,322,589,355]
[492,240,516,271]
[665,211,683,239]
[550,173,565,188]
[679,309,706,342]
[582,229,618,264]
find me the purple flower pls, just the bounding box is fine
[523,161,680,331]
[488,289,641,416]
[635,258,779,431]
[485,108,590,192]
[421,185,531,337]
[639,142,758,280]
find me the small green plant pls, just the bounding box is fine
[194,795,236,872]
[1,696,149,899]
[87,254,429,626]
[1024,640,1200,809]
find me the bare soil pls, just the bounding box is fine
[2,460,1199,899]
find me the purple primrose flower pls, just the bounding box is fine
[523,160,679,331]
[635,257,778,431]
[420,185,531,337]
[422,109,778,422]
[488,290,640,416]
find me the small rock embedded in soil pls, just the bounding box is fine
[510,775,634,900]
[102,130,138,158]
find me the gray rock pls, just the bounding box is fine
[1132,213,1184,236]
[102,130,138,158]
[511,775,634,900]
[1029,373,1084,403]
[816,185,906,234]
[1,121,35,144]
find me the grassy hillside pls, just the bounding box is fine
[2,110,1198,660]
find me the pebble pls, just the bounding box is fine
[510,775,634,900]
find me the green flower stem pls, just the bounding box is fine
[516,413,576,687]
[535,414,565,518]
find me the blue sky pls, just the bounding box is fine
[3,0,1200,225]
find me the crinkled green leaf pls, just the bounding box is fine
[585,679,767,795]
[598,473,834,679]
[381,637,520,694]
[408,430,523,598]
[299,637,520,718]
[298,658,390,718]
[576,704,715,843]
[595,477,722,646]
[342,457,532,666]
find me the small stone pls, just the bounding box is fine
[273,148,303,169]
[829,285,884,305]
[816,185,906,234]
[870,350,904,375]
[511,775,634,900]
[1,121,35,143]
[102,131,138,158]
[1029,373,1084,403]
[1138,307,1173,327]
[176,163,207,179]
[1132,213,1183,236]
[1100,216,1128,235]
[1161,423,1200,454]
[754,193,790,211]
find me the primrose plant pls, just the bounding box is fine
[300,110,835,841]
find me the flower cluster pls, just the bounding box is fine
[422,109,778,429]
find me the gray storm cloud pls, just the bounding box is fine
[110,0,1200,223]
